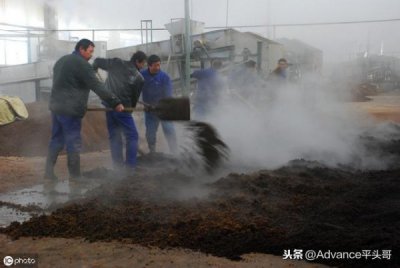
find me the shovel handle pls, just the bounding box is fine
[88,97,190,121]
[137,100,155,109]
[87,107,144,112]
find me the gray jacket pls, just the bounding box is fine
[93,58,144,108]
[49,53,121,117]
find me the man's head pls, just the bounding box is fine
[131,51,147,70]
[147,54,161,74]
[277,58,288,70]
[75,39,95,61]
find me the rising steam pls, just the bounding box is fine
[204,72,396,171]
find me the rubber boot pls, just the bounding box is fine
[148,144,156,154]
[44,149,59,180]
[67,152,81,181]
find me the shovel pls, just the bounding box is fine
[87,97,190,121]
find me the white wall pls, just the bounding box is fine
[0,82,36,103]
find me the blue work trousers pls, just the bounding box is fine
[144,112,177,153]
[48,113,82,154]
[106,111,138,168]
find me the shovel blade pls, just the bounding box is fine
[154,97,190,121]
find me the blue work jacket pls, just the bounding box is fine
[140,69,173,105]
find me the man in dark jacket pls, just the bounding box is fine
[141,54,177,154]
[92,51,146,171]
[44,39,124,181]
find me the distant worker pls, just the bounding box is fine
[228,60,261,90]
[228,59,265,100]
[191,59,225,119]
[140,54,177,154]
[92,51,147,171]
[44,39,124,181]
[270,58,289,81]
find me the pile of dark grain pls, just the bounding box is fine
[2,158,399,267]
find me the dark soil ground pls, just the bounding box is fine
[2,150,399,268]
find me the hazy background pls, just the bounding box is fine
[1,0,398,171]
[2,0,399,64]
[45,0,400,63]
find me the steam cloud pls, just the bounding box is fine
[204,72,396,171]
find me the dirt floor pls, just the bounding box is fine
[353,94,400,123]
[0,153,329,268]
[1,96,399,268]
[1,153,400,267]
[0,234,327,268]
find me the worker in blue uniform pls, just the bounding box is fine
[93,51,147,171]
[140,54,177,154]
[191,59,224,119]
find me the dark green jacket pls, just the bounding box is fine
[93,58,144,108]
[49,53,121,117]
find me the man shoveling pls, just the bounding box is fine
[44,39,124,182]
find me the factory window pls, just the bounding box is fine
[0,38,28,65]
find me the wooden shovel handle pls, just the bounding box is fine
[87,107,144,112]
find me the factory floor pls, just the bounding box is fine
[0,92,400,267]
[0,152,328,268]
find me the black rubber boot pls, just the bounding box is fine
[44,149,59,180]
[148,144,156,154]
[67,152,81,180]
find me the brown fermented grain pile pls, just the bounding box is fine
[0,101,109,157]
[2,161,400,267]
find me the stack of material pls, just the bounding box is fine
[0,96,29,126]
